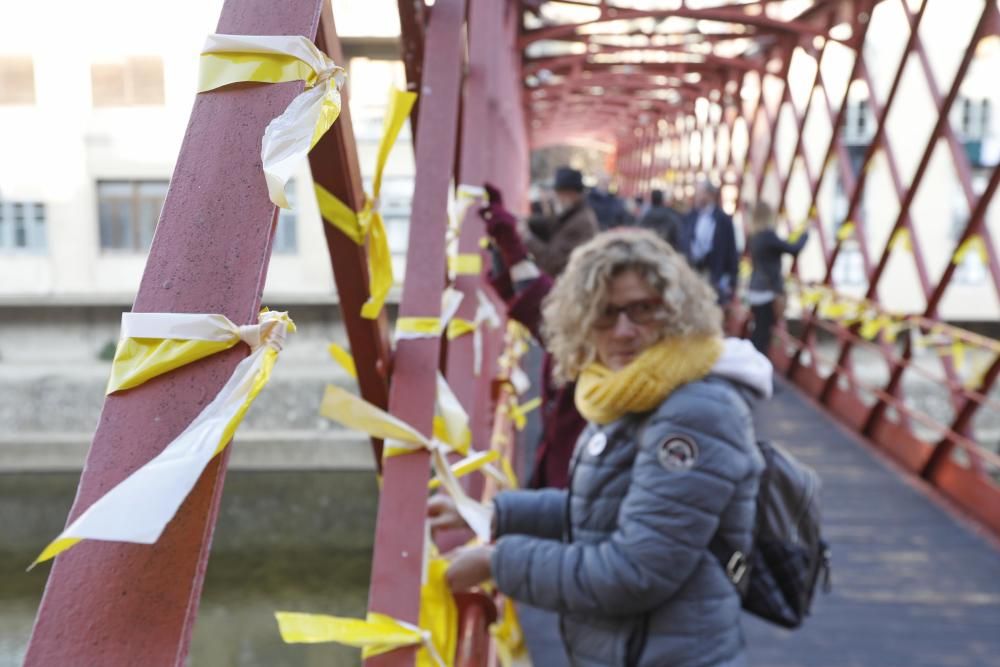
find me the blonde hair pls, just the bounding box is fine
[541,228,723,382]
[749,200,777,234]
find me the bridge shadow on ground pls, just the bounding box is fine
[746,377,1000,667]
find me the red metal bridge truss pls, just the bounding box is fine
[23,1,1000,666]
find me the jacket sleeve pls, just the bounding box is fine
[491,390,754,616]
[493,488,567,541]
[763,229,808,255]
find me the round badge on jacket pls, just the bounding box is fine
[657,435,699,471]
[586,431,608,457]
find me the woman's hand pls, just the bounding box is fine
[427,494,467,533]
[446,545,494,592]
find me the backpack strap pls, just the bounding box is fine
[708,439,771,596]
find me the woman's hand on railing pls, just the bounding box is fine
[446,545,494,592]
[427,493,467,533]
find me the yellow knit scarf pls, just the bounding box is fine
[575,336,724,425]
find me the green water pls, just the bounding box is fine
[0,471,379,667]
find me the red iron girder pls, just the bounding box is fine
[524,46,766,76]
[519,5,839,49]
[311,8,393,464]
[23,0,326,664]
[365,2,467,666]
[397,0,427,133]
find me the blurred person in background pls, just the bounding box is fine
[639,189,684,250]
[680,180,739,307]
[587,173,632,230]
[746,201,808,354]
[524,167,600,278]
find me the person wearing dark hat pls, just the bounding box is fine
[524,166,599,277]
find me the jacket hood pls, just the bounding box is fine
[710,337,773,400]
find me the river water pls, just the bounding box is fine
[0,471,378,667]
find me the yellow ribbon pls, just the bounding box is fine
[328,342,357,378]
[319,385,492,540]
[739,258,752,280]
[276,557,456,666]
[446,319,477,340]
[32,313,294,568]
[428,450,501,490]
[836,221,855,242]
[448,254,483,276]
[315,88,417,319]
[890,228,912,253]
[398,317,444,338]
[508,397,541,431]
[489,597,526,667]
[953,235,988,265]
[788,219,809,243]
[198,34,346,209]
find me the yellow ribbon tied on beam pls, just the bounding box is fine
[836,221,855,242]
[952,235,988,265]
[889,228,912,253]
[490,597,527,667]
[277,557,456,667]
[428,449,502,490]
[788,219,810,244]
[448,254,483,276]
[198,34,345,209]
[31,311,295,568]
[319,385,493,541]
[397,288,465,341]
[508,397,541,431]
[314,88,417,319]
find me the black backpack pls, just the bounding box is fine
[710,439,832,629]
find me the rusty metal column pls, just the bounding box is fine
[365,1,466,665]
[23,1,326,664]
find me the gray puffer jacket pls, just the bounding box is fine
[491,346,768,667]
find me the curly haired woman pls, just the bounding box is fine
[430,228,772,667]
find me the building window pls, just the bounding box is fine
[91,57,165,107]
[0,57,35,105]
[98,180,168,251]
[0,200,46,252]
[273,181,297,254]
[953,96,991,168]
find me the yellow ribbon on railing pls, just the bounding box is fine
[787,218,810,243]
[836,221,855,242]
[198,34,345,209]
[890,228,912,253]
[276,558,456,666]
[508,397,541,431]
[489,597,526,667]
[319,385,492,541]
[314,88,417,319]
[952,235,988,265]
[448,254,483,276]
[31,312,295,568]
[428,450,502,490]
[328,342,357,378]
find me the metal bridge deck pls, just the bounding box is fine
[746,378,1000,667]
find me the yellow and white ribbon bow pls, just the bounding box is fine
[397,288,465,341]
[319,386,493,541]
[276,556,456,667]
[107,311,291,393]
[315,88,417,319]
[446,289,502,375]
[447,184,486,242]
[31,311,294,568]
[507,397,541,431]
[198,34,346,209]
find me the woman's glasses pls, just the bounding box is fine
[593,298,665,330]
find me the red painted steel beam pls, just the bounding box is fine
[519,6,834,48]
[365,1,466,665]
[397,0,427,133]
[23,1,326,664]
[312,6,392,463]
